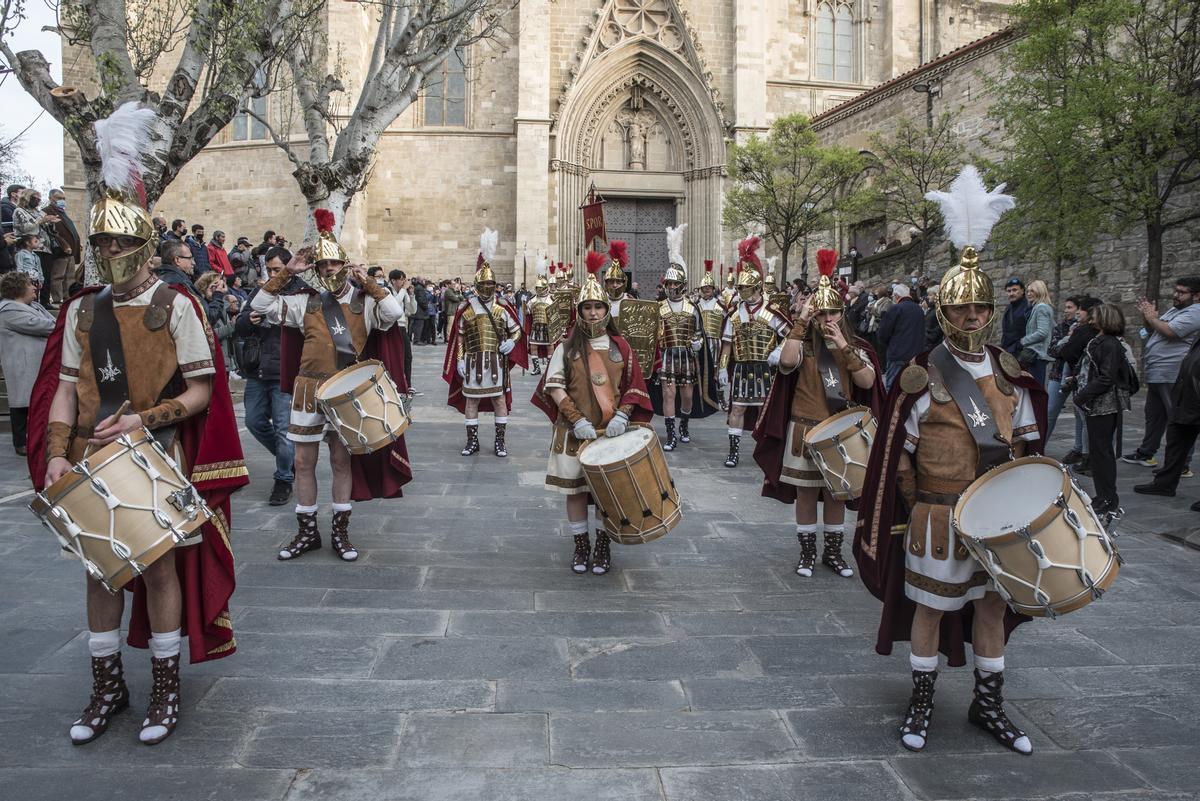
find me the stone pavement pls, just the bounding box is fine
[2,345,1199,801]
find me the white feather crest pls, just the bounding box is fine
[665,223,688,267]
[923,164,1015,250]
[765,256,778,274]
[479,228,499,263]
[535,253,549,276]
[94,102,157,198]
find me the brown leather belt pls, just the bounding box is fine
[916,476,972,507]
[916,490,960,506]
[789,416,822,426]
[298,369,331,380]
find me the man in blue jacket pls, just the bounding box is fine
[1000,277,1029,355]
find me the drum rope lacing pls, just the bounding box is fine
[34,433,209,591]
[954,477,1121,619]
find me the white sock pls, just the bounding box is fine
[824,525,845,535]
[728,427,741,437]
[910,652,939,673]
[974,654,1004,675]
[465,419,479,427]
[796,524,817,536]
[88,629,121,658]
[666,416,676,423]
[569,520,588,536]
[295,503,318,515]
[494,416,508,425]
[331,502,352,513]
[149,628,181,660]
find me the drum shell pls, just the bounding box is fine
[953,456,1121,617]
[579,427,682,545]
[316,360,410,455]
[803,408,876,501]
[30,429,210,592]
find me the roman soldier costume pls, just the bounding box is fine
[523,255,553,375]
[697,260,726,357]
[25,103,247,745]
[754,250,882,578]
[853,166,1047,755]
[718,237,791,467]
[719,264,737,307]
[653,224,703,450]
[258,209,412,563]
[532,251,653,574]
[604,240,632,319]
[443,228,528,457]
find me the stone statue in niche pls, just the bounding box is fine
[616,107,660,170]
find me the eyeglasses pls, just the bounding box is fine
[177,254,195,261]
[92,234,145,249]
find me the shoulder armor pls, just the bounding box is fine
[305,294,322,314]
[899,364,930,396]
[998,350,1022,380]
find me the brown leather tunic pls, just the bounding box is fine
[292,294,370,413]
[550,343,627,457]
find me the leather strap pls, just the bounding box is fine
[87,287,130,421]
[321,290,358,370]
[929,344,1009,475]
[916,490,961,506]
[815,336,849,413]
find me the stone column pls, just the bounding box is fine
[514,0,552,284]
[734,0,768,141]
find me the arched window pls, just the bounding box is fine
[814,2,856,83]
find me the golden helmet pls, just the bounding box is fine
[664,264,687,284]
[725,267,735,287]
[935,246,996,352]
[699,259,716,288]
[579,250,610,306]
[309,209,349,292]
[89,103,159,284]
[605,240,629,283]
[811,275,844,312]
[736,267,763,290]
[89,189,158,285]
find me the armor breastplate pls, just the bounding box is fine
[463,304,502,354]
[660,301,697,348]
[732,309,778,362]
[701,308,724,339]
[530,298,550,325]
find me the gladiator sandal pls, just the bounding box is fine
[572,533,591,574]
[330,509,359,562]
[494,422,508,458]
[531,358,542,375]
[139,654,181,745]
[822,530,854,578]
[69,653,130,745]
[663,418,677,451]
[679,416,691,443]
[724,434,740,468]
[968,669,1033,755]
[900,669,938,752]
[278,511,321,560]
[591,529,612,575]
[795,531,818,577]
[461,424,480,456]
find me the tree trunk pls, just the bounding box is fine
[1145,215,1164,302]
[1052,254,1063,305]
[780,248,789,289]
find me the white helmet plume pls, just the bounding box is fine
[924,165,1015,250]
[94,102,157,203]
[665,223,688,269]
[479,228,499,264]
[535,253,549,276]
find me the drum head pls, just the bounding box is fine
[579,427,654,467]
[957,460,1064,539]
[319,361,379,399]
[806,409,869,442]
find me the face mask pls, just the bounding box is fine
[54,200,65,210]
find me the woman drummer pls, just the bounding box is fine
[755,252,881,578]
[532,251,653,574]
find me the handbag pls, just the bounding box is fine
[1017,346,1039,369]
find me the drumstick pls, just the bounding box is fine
[83,401,132,459]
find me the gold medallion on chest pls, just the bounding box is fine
[143,304,170,331]
[590,372,608,386]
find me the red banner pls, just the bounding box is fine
[582,201,607,251]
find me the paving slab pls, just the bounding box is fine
[396,712,547,768]
[283,767,664,801]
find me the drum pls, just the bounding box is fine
[578,426,682,545]
[316,360,410,455]
[952,456,1121,618]
[30,429,211,593]
[803,407,876,501]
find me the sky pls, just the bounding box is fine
[2,0,65,189]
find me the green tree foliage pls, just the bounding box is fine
[990,0,1200,300]
[723,114,864,285]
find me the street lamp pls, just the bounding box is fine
[912,80,942,130]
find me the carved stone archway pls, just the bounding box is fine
[553,36,727,282]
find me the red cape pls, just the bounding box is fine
[442,298,530,414]
[530,334,654,425]
[752,336,883,505]
[851,344,1048,666]
[26,283,247,663]
[278,289,413,500]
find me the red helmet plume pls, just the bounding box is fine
[607,240,629,269]
[737,236,762,270]
[704,259,713,272]
[313,208,335,234]
[585,250,607,274]
[816,249,838,278]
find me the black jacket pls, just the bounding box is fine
[235,278,307,382]
[923,305,944,347]
[876,297,926,364]
[1171,338,1200,425]
[1055,323,1097,372]
[1001,297,1030,354]
[1074,335,1135,412]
